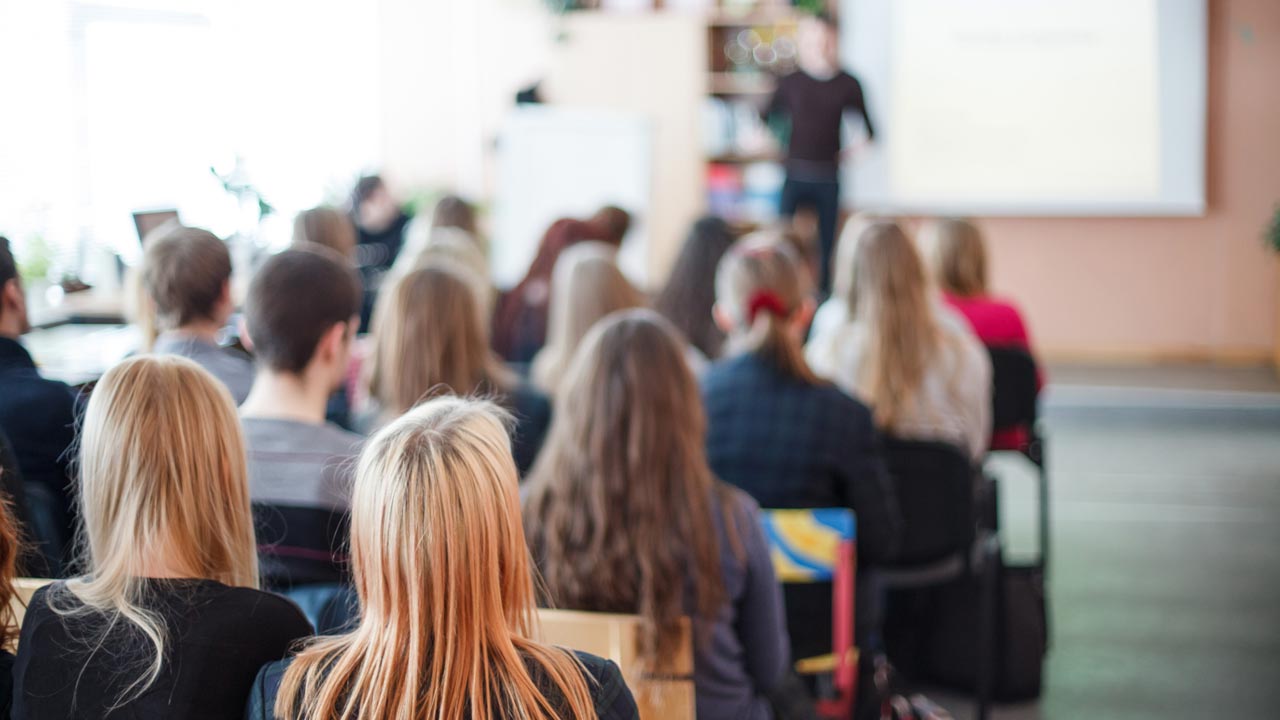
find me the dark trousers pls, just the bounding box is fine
[780,176,841,295]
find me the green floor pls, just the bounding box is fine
[936,370,1280,719]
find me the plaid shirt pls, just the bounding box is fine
[701,353,902,564]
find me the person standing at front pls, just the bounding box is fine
[763,12,875,296]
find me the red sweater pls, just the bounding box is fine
[944,293,1041,451]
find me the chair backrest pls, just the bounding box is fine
[537,608,694,720]
[760,508,858,718]
[882,437,975,565]
[988,346,1039,432]
[10,577,55,636]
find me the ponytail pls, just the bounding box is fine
[716,235,821,385]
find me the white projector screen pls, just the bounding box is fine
[842,0,1206,216]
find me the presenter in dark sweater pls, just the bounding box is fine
[763,13,874,295]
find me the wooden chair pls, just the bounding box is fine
[537,608,694,720]
[10,577,54,638]
[759,508,858,719]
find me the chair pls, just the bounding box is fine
[986,346,1050,575]
[10,577,55,635]
[759,508,858,720]
[537,608,695,720]
[878,437,999,720]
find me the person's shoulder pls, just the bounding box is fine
[206,584,313,632]
[509,381,551,413]
[245,658,293,720]
[717,482,762,520]
[569,651,638,720]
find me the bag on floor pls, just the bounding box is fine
[920,557,1048,701]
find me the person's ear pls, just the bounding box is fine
[238,316,255,353]
[318,321,349,365]
[712,303,736,333]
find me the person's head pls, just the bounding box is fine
[0,236,30,338]
[524,310,729,671]
[831,212,884,302]
[275,397,594,720]
[351,175,399,232]
[921,218,987,298]
[585,205,632,247]
[532,242,644,395]
[430,194,478,237]
[142,226,234,332]
[244,246,361,391]
[654,216,736,359]
[394,226,494,320]
[714,232,819,383]
[844,221,940,431]
[64,355,257,701]
[368,265,511,420]
[797,12,839,73]
[292,206,357,261]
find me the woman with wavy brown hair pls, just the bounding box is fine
[248,397,637,720]
[523,310,789,720]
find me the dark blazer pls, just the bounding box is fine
[245,649,638,719]
[702,352,902,564]
[0,337,78,559]
[506,382,552,477]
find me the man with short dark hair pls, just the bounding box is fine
[144,225,255,402]
[0,237,78,574]
[239,245,363,589]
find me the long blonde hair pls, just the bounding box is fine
[54,355,258,704]
[531,242,644,395]
[524,310,735,674]
[366,265,515,423]
[921,218,987,297]
[275,397,595,720]
[715,232,820,384]
[844,221,946,431]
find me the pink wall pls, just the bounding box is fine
[976,0,1280,363]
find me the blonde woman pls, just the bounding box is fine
[806,221,992,460]
[530,242,644,395]
[292,206,358,261]
[525,310,789,720]
[362,265,551,474]
[246,397,638,720]
[13,356,311,718]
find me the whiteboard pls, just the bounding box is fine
[492,106,653,289]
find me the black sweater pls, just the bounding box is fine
[764,70,875,178]
[13,580,312,719]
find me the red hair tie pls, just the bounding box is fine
[746,290,789,323]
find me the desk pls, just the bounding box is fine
[20,324,141,387]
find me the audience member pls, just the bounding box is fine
[350,175,411,330]
[492,206,631,363]
[240,247,364,588]
[390,225,493,318]
[143,225,255,403]
[431,193,484,253]
[701,235,901,657]
[524,310,789,720]
[806,221,992,460]
[363,265,551,474]
[0,495,23,715]
[810,212,883,339]
[0,236,78,572]
[292,206,358,262]
[246,397,637,720]
[14,356,311,718]
[654,216,736,360]
[922,218,1037,352]
[531,242,644,395]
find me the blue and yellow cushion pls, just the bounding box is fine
[759,508,856,583]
